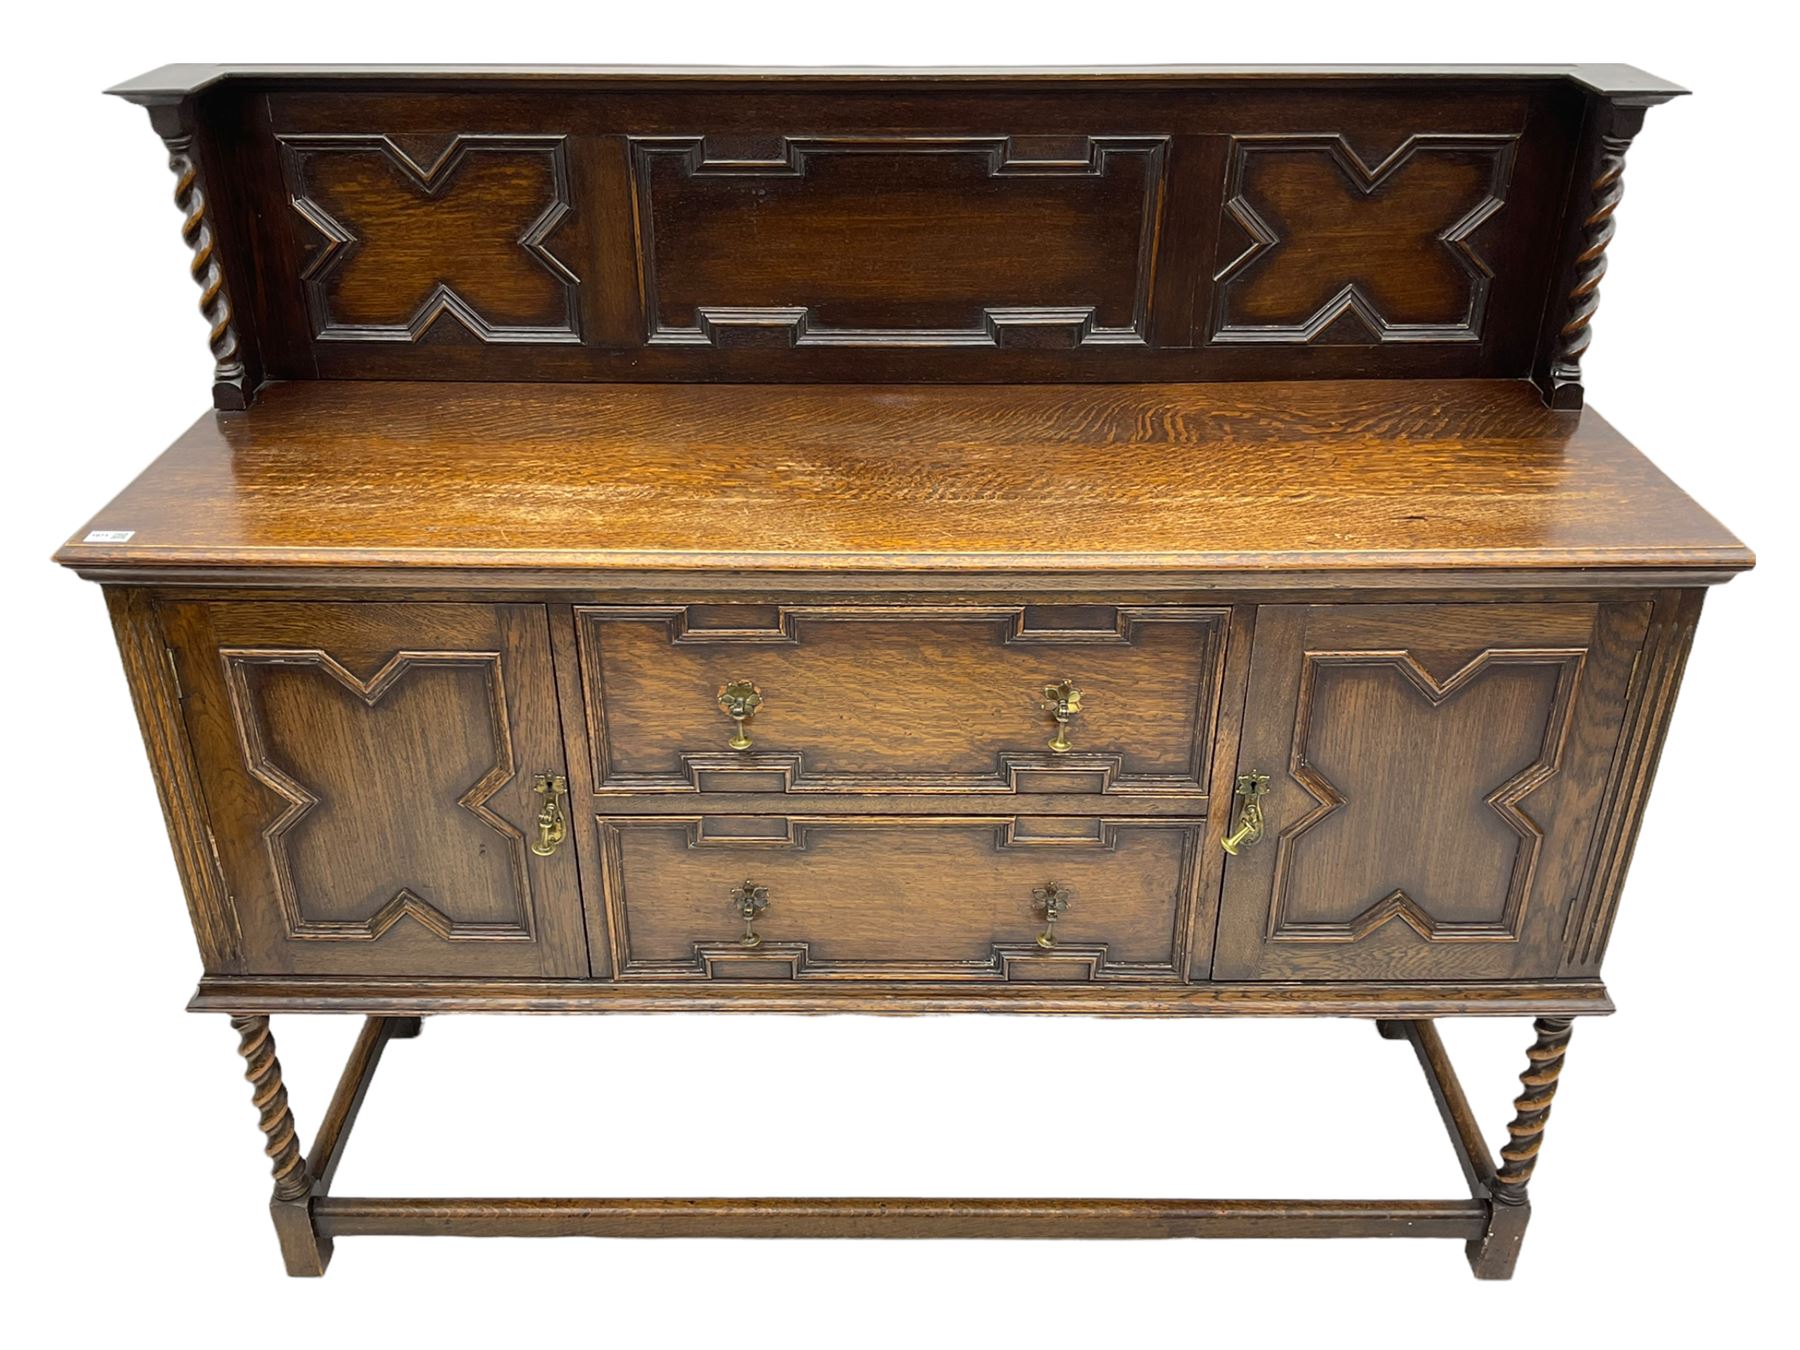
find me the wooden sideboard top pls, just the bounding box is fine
[109,63,1686,96]
[58,378,1749,588]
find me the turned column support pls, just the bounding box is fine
[1468,1015,1575,1279]
[135,97,254,410]
[1490,1016,1575,1207]
[229,1014,312,1202]
[1379,1014,1579,1279]
[229,1014,329,1275]
[226,1014,423,1276]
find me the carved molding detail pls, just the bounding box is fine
[1563,594,1702,968]
[1490,1016,1574,1205]
[221,647,535,942]
[1546,105,1650,409]
[597,815,1198,983]
[229,1014,312,1202]
[631,135,1167,349]
[280,134,580,344]
[1211,133,1519,345]
[1268,649,1586,943]
[575,604,1226,798]
[158,133,251,408]
[682,938,1122,982]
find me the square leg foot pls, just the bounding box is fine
[271,1197,332,1277]
[1466,1200,1530,1280]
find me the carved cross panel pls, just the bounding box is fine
[163,601,590,978]
[1210,134,1518,344]
[1212,602,1649,982]
[1267,650,1584,942]
[280,134,580,343]
[222,649,535,942]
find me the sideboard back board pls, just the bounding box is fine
[110,63,1682,408]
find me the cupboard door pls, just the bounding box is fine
[1212,603,1647,981]
[165,602,588,977]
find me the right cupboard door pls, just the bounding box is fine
[1212,603,1648,981]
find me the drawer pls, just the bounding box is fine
[594,815,1204,982]
[573,605,1228,799]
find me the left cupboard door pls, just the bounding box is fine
[163,602,589,977]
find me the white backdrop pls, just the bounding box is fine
[4,6,1790,1345]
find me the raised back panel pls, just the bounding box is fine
[114,65,1683,405]
[634,136,1164,349]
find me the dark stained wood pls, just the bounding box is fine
[286,137,578,340]
[103,588,241,970]
[161,601,590,977]
[70,64,1746,1281]
[107,65,1691,99]
[55,380,1750,586]
[306,1015,422,1194]
[1382,1019,1497,1196]
[1213,602,1647,981]
[576,605,1226,799]
[596,815,1200,982]
[635,137,1163,348]
[189,976,1616,1017]
[313,1196,1490,1240]
[109,65,1682,403]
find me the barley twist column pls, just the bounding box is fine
[230,1014,313,1203]
[1490,1016,1574,1207]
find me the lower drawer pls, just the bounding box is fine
[594,816,1203,982]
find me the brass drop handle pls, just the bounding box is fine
[1040,679,1084,754]
[731,880,770,948]
[1221,772,1270,855]
[1033,881,1074,949]
[530,773,569,857]
[718,680,764,751]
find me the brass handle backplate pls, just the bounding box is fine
[1040,679,1084,754]
[530,773,569,857]
[731,880,770,948]
[1221,772,1270,855]
[1033,881,1074,949]
[718,680,763,751]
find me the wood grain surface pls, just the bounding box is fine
[57,379,1749,582]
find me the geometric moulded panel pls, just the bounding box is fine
[1268,649,1584,942]
[222,648,535,941]
[631,135,1168,349]
[1211,134,1518,344]
[280,134,579,343]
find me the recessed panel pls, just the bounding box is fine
[633,136,1166,348]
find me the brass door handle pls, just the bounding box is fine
[1221,772,1270,855]
[1032,881,1074,949]
[530,773,569,857]
[1040,679,1084,754]
[718,680,763,751]
[731,880,770,948]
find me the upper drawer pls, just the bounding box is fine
[573,605,1229,799]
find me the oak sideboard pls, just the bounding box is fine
[56,63,1751,1279]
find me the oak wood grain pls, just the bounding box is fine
[56,380,1749,583]
[188,975,1616,1017]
